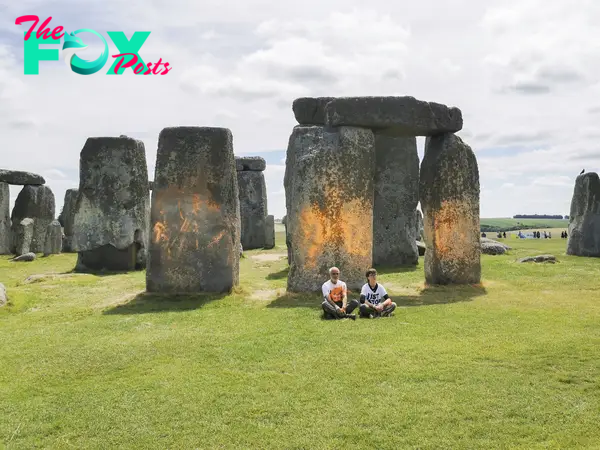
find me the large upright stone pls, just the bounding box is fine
[264,215,275,249]
[0,169,45,185]
[324,96,463,136]
[567,172,600,257]
[72,136,149,271]
[0,182,10,254]
[292,97,335,125]
[43,220,62,256]
[286,125,375,292]
[419,133,480,285]
[373,134,419,266]
[147,127,240,293]
[14,218,34,256]
[415,208,424,241]
[282,215,290,264]
[10,185,55,253]
[58,188,78,252]
[237,170,268,249]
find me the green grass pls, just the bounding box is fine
[481,218,569,232]
[1,233,599,448]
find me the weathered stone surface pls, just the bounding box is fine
[567,172,600,257]
[13,218,33,255]
[0,282,6,307]
[373,134,419,266]
[417,240,426,256]
[519,254,556,263]
[324,96,463,136]
[236,156,266,172]
[147,126,240,293]
[0,182,10,254]
[282,215,290,264]
[481,241,506,255]
[292,97,335,125]
[264,215,275,249]
[72,136,150,271]
[11,185,55,253]
[237,171,268,249]
[415,209,424,241]
[481,237,511,250]
[58,188,78,252]
[0,169,45,185]
[286,125,375,292]
[43,220,62,255]
[420,133,480,285]
[12,252,36,262]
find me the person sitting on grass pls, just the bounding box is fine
[321,267,358,320]
[359,268,396,318]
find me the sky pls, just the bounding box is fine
[1,0,599,220]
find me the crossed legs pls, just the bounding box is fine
[359,299,397,318]
[322,298,359,319]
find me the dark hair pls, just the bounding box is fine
[365,268,377,279]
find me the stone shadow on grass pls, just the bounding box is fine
[267,284,486,309]
[102,292,228,315]
[266,267,289,280]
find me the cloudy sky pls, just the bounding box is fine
[1,0,598,219]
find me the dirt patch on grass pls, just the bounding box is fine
[250,253,287,262]
[250,289,282,301]
[21,273,89,285]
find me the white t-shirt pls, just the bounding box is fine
[360,283,388,306]
[322,280,347,303]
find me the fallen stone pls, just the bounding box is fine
[58,188,78,252]
[286,125,375,292]
[0,182,10,254]
[420,133,480,284]
[13,218,34,255]
[236,156,266,172]
[519,254,556,263]
[264,214,275,249]
[481,237,511,250]
[567,172,600,257]
[237,170,268,249]
[147,126,240,293]
[72,136,150,271]
[292,97,335,125]
[0,169,45,185]
[324,96,463,136]
[373,134,419,266]
[11,185,55,253]
[0,282,6,307]
[417,240,426,256]
[481,241,507,255]
[43,220,62,255]
[12,252,36,262]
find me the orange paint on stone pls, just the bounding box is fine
[431,199,479,262]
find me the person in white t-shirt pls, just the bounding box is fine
[321,266,358,320]
[359,268,396,318]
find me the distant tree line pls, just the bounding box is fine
[513,214,568,219]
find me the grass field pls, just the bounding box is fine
[1,230,599,448]
[480,218,569,230]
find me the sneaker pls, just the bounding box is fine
[346,314,356,320]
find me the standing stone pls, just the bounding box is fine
[72,136,150,271]
[0,182,10,254]
[237,169,268,250]
[373,134,419,266]
[43,220,62,256]
[10,185,55,253]
[13,218,34,256]
[147,127,240,293]
[287,125,375,292]
[282,215,290,264]
[567,172,600,257]
[415,208,424,241]
[58,188,78,252]
[236,156,266,172]
[264,215,275,249]
[419,133,480,285]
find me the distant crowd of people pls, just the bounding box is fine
[480,230,568,239]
